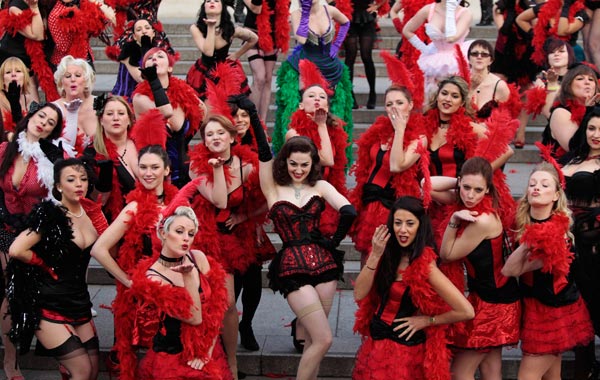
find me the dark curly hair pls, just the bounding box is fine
[0,103,64,177]
[562,106,600,165]
[273,136,321,186]
[195,1,235,42]
[375,196,437,298]
[52,158,89,201]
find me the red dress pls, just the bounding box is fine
[349,115,423,257]
[518,213,594,355]
[353,248,454,380]
[448,234,521,350]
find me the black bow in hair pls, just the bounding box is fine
[93,93,109,117]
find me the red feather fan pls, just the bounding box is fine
[535,141,565,188]
[205,61,247,123]
[524,86,547,119]
[130,108,168,150]
[454,44,470,85]
[299,59,333,95]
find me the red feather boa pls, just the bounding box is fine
[275,0,291,53]
[532,0,585,65]
[349,114,424,213]
[115,255,228,380]
[565,100,586,125]
[524,86,548,119]
[354,247,453,380]
[520,212,572,292]
[0,8,59,100]
[424,108,478,159]
[2,110,15,133]
[503,83,523,119]
[133,77,204,139]
[52,0,108,60]
[288,110,348,195]
[188,143,267,270]
[256,1,274,52]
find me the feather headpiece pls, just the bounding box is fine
[380,50,420,105]
[157,177,202,230]
[299,59,334,96]
[205,61,247,123]
[535,141,565,189]
[454,44,470,85]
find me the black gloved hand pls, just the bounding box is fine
[560,0,573,17]
[140,35,153,56]
[96,160,113,193]
[228,94,257,113]
[4,81,23,123]
[39,139,64,163]
[140,65,158,82]
[331,204,358,247]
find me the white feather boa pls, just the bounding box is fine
[17,131,54,197]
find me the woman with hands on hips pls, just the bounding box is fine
[352,196,474,380]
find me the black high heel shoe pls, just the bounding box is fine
[366,92,376,109]
[239,321,260,351]
[290,318,305,353]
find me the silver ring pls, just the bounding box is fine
[391,115,396,120]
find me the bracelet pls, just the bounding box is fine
[365,265,377,271]
[448,221,460,229]
[546,85,559,91]
[429,316,436,325]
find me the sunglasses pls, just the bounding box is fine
[469,51,491,58]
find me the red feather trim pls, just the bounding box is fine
[354,247,452,380]
[416,141,432,209]
[131,109,168,150]
[0,8,34,36]
[502,83,523,119]
[455,44,470,85]
[520,212,572,287]
[380,50,415,99]
[535,141,565,188]
[377,1,390,16]
[565,100,586,125]
[524,86,547,119]
[349,115,423,214]
[158,177,203,224]
[116,255,228,380]
[274,0,291,53]
[256,1,274,52]
[299,59,333,95]
[105,44,121,62]
[133,77,204,139]
[424,109,478,158]
[80,196,108,234]
[335,0,353,21]
[97,138,125,218]
[2,110,16,133]
[25,39,60,100]
[205,61,246,123]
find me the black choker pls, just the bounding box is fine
[439,119,450,125]
[157,192,165,202]
[158,254,184,268]
[223,155,234,166]
[531,215,552,224]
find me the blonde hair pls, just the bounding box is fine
[513,162,573,241]
[93,96,135,157]
[157,206,199,240]
[0,57,31,111]
[54,55,95,99]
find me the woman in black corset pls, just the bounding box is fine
[560,106,600,379]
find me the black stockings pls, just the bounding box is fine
[344,34,376,98]
[234,263,262,326]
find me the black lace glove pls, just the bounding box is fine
[4,81,23,123]
[39,139,64,163]
[141,65,170,107]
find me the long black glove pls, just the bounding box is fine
[140,35,153,58]
[331,204,357,247]
[39,139,64,163]
[140,65,170,107]
[96,160,113,193]
[4,81,23,123]
[230,94,272,162]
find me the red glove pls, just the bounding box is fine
[28,251,58,280]
[393,17,403,34]
[80,197,108,235]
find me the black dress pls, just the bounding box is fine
[565,168,600,335]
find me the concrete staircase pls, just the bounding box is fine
[10,19,597,380]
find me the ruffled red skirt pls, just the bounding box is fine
[520,297,594,355]
[352,337,426,380]
[217,231,256,274]
[138,342,233,380]
[351,201,389,257]
[449,293,521,350]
